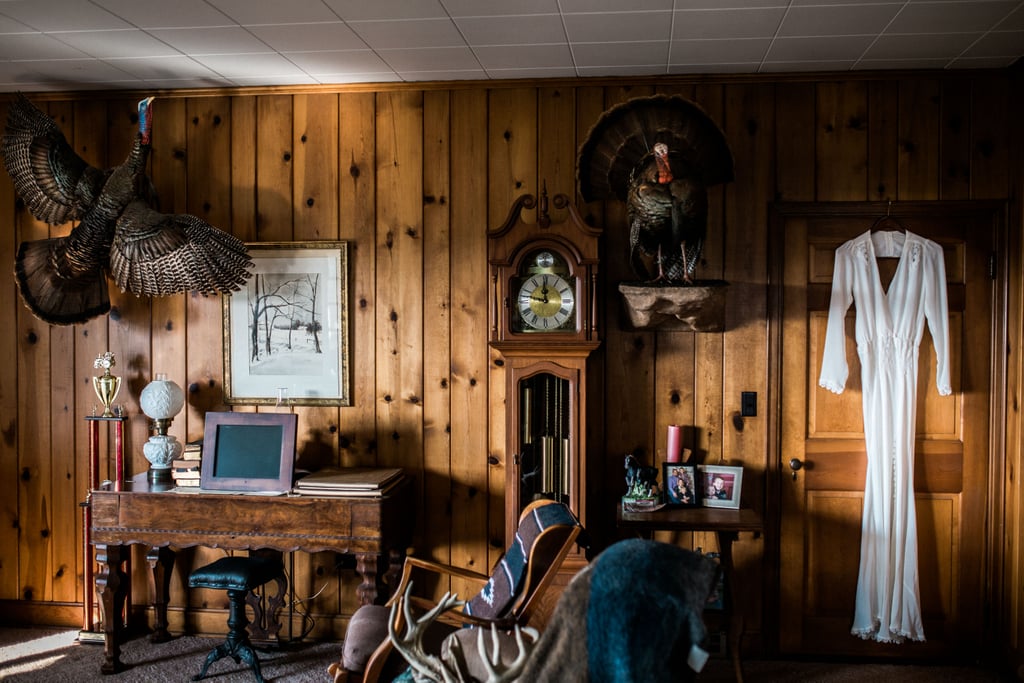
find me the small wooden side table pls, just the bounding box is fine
[616,505,763,683]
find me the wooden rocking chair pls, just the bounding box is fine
[331,499,583,682]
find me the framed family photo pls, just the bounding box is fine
[224,242,350,406]
[663,463,698,507]
[699,464,743,509]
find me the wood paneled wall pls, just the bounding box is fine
[1,69,1021,666]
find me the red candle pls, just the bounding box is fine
[667,424,682,463]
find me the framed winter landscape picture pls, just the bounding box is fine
[223,242,350,406]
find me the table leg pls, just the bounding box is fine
[384,547,404,599]
[716,531,745,683]
[95,543,128,674]
[146,546,176,643]
[354,552,380,605]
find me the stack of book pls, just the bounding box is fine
[172,440,203,488]
[293,467,403,497]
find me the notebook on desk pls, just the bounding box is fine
[293,467,403,495]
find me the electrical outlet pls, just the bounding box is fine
[741,391,757,417]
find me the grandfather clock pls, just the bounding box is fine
[489,188,601,567]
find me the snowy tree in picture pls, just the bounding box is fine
[246,271,325,376]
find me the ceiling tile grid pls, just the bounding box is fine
[0,0,1019,91]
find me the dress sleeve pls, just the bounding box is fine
[818,244,853,394]
[924,240,952,396]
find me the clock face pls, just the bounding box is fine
[516,273,575,331]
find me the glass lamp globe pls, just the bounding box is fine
[139,374,186,483]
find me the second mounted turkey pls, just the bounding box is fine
[577,95,733,284]
[2,93,252,325]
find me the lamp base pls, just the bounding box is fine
[148,467,173,484]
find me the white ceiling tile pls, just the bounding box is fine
[205,0,340,25]
[316,72,403,83]
[561,0,674,11]
[947,55,1019,68]
[0,15,35,33]
[105,55,222,80]
[672,0,788,8]
[865,32,980,59]
[232,74,320,86]
[572,41,669,67]
[90,0,234,29]
[672,8,786,40]
[577,63,669,77]
[485,66,579,78]
[348,18,464,49]
[396,69,488,80]
[767,35,876,62]
[13,58,139,83]
[53,29,182,59]
[999,4,1024,30]
[455,14,565,45]
[779,4,901,37]
[761,60,858,72]
[887,1,1020,34]
[284,50,393,75]
[144,76,235,89]
[320,0,448,22]
[853,57,951,70]
[191,52,308,78]
[962,30,1024,58]
[564,11,672,43]
[443,0,560,17]
[247,22,365,52]
[376,46,480,71]
[474,44,573,70]
[0,32,90,60]
[148,27,272,55]
[670,38,772,64]
[0,0,132,31]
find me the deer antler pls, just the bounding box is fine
[387,583,539,683]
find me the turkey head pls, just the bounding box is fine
[577,95,733,284]
[2,94,252,325]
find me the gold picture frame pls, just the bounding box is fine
[223,241,350,406]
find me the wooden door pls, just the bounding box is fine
[773,201,1004,658]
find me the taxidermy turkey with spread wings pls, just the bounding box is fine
[2,94,252,325]
[577,95,733,284]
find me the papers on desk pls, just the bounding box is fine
[292,467,403,497]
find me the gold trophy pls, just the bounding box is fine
[92,352,121,418]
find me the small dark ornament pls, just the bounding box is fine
[2,94,252,325]
[577,94,734,284]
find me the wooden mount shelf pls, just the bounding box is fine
[618,280,728,332]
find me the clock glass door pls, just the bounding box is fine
[517,372,571,510]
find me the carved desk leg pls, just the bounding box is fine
[384,548,404,599]
[716,531,745,683]
[95,543,128,674]
[146,546,176,643]
[354,552,381,605]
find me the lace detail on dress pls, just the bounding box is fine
[818,379,844,395]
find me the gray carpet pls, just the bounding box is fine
[0,626,1015,682]
[0,627,342,682]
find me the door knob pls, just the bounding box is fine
[789,458,803,480]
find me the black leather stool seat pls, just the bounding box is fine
[189,556,284,592]
[188,555,285,683]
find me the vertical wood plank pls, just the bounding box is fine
[775,83,816,202]
[970,74,1009,201]
[722,82,775,638]
[867,80,899,201]
[537,86,576,206]
[816,81,868,201]
[898,79,942,200]
[231,95,258,243]
[337,93,377,469]
[0,99,19,600]
[374,91,424,543]
[452,89,491,594]
[939,79,972,201]
[421,90,453,581]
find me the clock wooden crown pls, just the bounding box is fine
[488,189,602,349]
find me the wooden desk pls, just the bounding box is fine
[90,472,412,674]
[617,506,763,683]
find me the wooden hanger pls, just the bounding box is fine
[870,201,906,233]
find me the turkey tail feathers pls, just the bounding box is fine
[577,94,734,202]
[15,239,111,325]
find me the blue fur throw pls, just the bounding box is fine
[586,539,719,683]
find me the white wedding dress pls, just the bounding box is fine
[818,229,951,643]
